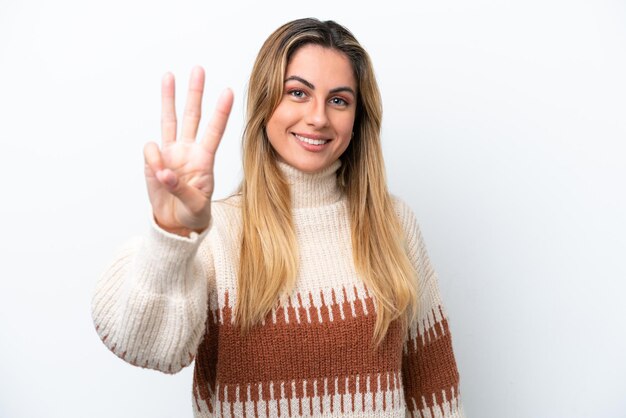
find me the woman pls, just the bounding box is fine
[92,18,464,418]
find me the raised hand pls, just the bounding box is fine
[143,66,234,236]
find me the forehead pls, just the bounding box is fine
[285,44,356,90]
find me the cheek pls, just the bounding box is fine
[333,113,356,139]
[267,105,299,136]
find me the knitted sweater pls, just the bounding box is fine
[91,161,464,418]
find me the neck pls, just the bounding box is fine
[276,160,343,209]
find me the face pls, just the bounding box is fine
[266,44,357,173]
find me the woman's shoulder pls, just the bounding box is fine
[212,193,241,211]
[210,194,243,227]
[390,194,419,231]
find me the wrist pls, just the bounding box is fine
[153,216,207,237]
[159,224,195,237]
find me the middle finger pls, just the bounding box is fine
[180,66,205,142]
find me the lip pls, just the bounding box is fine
[292,132,331,152]
[291,132,331,141]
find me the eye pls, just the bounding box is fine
[288,89,306,99]
[330,97,349,106]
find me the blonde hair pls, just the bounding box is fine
[237,18,418,346]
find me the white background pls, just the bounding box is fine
[1,0,625,417]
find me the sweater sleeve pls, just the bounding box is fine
[91,218,214,374]
[394,198,465,418]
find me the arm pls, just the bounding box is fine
[91,220,213,374]
[90,67,232,374]
[394,199,465,417]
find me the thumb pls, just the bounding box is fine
[156,169,207,214]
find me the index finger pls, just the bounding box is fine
[200,88,234,154]
[161,72,177,145]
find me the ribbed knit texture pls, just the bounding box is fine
[91,161,464,417]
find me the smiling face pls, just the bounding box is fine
[265,44,357,173]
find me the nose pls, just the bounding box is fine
[304,99,329,129]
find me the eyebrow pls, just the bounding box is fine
[284,75,356,96]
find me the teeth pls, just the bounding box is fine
[294,134,329,145]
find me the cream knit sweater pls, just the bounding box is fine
[91,161,464,418]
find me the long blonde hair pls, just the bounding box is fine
[237,18,418,346]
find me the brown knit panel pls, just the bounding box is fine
[193,308,220,413]
[402,306,460,414]
[193,287,407,407]
[220,289,402,387]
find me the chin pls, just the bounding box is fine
[289,158,333,173]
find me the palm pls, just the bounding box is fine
[146,141,215,230]
[144,67,233,235]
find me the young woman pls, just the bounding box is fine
[92,18,464,418]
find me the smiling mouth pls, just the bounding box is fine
[293,133,330,146]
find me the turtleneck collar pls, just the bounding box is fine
[277,160,343,209]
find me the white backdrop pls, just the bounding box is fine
[1,0,625,417]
